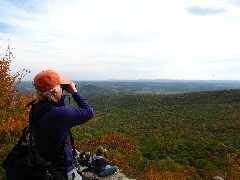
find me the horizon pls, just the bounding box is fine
[1,0,240,81]
[21,79,240,82]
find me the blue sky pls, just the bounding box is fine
[0,0,240,81]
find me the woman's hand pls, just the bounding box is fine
[65,82,77,94]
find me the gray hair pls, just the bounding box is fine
[35,85,61,102]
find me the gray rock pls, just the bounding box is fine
[78,166,135,180]
[213,176,224,180]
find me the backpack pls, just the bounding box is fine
[2,127,65,180]
[78,152,94,172]
[2,101,76,180]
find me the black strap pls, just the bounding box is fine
[17,126,30,145]
[25,99,36,107]
[68,130,77,164]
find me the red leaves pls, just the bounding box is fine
[0,45,33,158]
[86,134,133,153]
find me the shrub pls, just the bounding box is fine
[0,45,33,178]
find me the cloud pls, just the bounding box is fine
[226,0,240,7]
[185,6,226,16]
[0,0,240,80]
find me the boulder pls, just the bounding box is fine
[213,176,224,180]
[78,166,135,180]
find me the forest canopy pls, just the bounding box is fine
[1,45,240,179]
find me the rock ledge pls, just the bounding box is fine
[78,166,135,180]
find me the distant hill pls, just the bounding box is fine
[19,80,240,96]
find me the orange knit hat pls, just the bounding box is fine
[34,70,70,92]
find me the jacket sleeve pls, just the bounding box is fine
[57,92,94,127]
[102,157,109,166]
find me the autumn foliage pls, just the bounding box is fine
[1,45,240,180]
[0,45,34,178]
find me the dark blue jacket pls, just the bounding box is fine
[29,92,94,173]
[92,155,109,174]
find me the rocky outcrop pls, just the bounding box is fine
[78,166,135,180]
[213,176,224,180]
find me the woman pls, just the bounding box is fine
[31,70,94,180]
[92,146,118,177]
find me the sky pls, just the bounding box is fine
[0,0,240,81]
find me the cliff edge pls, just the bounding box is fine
[78,166,135,180]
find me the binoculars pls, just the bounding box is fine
[60,84,77,90]
[60,84,69,90]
